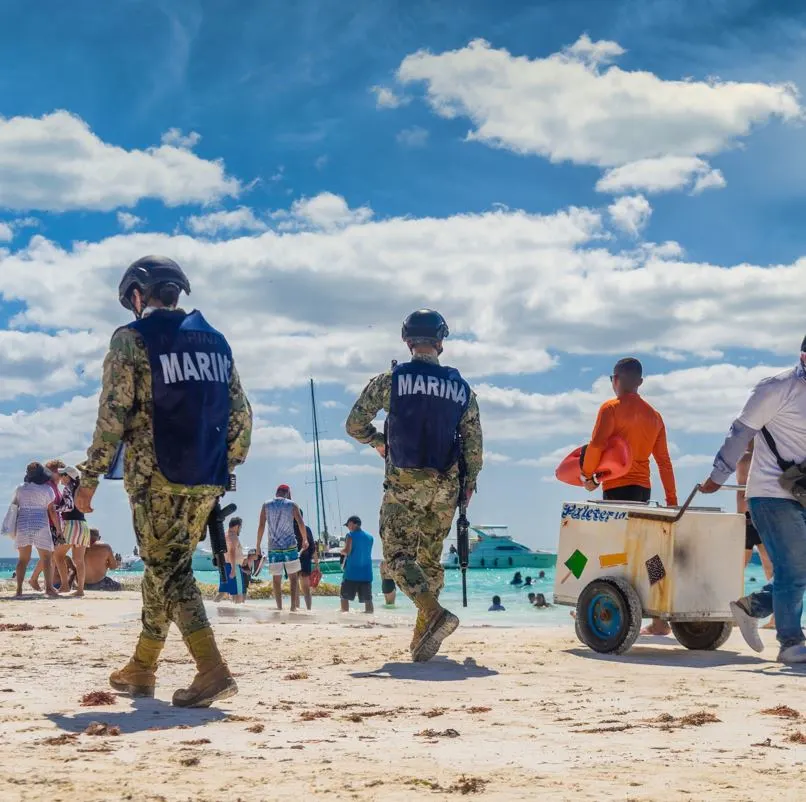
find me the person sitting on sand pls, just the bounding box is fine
[83,530,122,591]
[510,572,523,586]
[488,595,505,612]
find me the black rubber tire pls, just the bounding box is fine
[670,621,733,651]
[575,576,643,655]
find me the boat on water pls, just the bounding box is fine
[441,525,556,570]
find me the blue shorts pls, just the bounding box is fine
[218,563,247,596]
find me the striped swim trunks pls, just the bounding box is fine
[63,520,91,548]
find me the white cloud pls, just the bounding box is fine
[396,126,430,148]
[596,157,727,195]
[2,194,806,403]
[315,155,329,170]
[0,111,240,211]
[274,192,373,231]
[117,211,144,231]
[483,451,511,464]
[322,400,346,409]
[370,85,409,109]
[186,206,267,236]
[160,128,202,149]
[674,454,714,468]
[608,194,651,236]
[396,37,800,193]
[0,216,39,242]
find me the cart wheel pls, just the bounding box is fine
[670,621,733,651]
[575,577,642,655]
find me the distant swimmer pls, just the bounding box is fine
[580,357,678,637]
[523,576,533,587]
[488,595,506,612]
[538,570,546,580]
[533,593,552,609]
[510,571,523,586]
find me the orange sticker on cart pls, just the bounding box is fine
[599,552,628,569]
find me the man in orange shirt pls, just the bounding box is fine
[581,358,678,635]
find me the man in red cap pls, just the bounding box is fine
[256,484,308,610]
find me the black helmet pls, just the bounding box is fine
[401,309,449,342]
[118,255,191,312]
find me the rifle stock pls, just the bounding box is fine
[207,498,237,585]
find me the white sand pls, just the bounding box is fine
[1,592,805,801]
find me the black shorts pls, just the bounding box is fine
[745,512,762,550]
[340,579,372,603]
[381,578,396,595]
[299,552,313,577]
[603,485,651,503]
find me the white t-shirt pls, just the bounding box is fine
[739,366,806,500]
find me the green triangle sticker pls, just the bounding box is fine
[564,549,588,579]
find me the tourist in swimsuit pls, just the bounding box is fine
[8,462,62,598]
[52,467,92,596]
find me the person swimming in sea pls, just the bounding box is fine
[488,595,506,612]
[523,576,533,587]
[510,572,523,586]
[533,593,552,609]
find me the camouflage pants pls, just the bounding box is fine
[379,473,459,602]
[131,490,218,642]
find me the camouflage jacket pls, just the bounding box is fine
[78,310,253,497]
[345,354,483,488]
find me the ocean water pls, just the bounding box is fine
[0,558,780,628]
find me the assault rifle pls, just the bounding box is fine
[206,474,237,585]
[457,436,470,607]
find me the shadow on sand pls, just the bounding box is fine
[46,695,228,735]
[566,644,773,670]
[351,656,498,682]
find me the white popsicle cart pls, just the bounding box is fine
[554,485,745,655]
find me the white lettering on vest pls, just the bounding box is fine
[159,351,232,385]
[182,351,201,381]
[196,352,214,381]
[160,353,182,384]
[395,371,468,405]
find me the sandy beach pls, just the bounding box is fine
[1,592,805,802]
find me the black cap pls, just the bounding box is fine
[401,309,449,342]
[119,255,191,312]
[228,517,243,528]
[344,515,361,527]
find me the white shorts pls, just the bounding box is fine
[268,548,301,577]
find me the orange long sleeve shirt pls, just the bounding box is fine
[581,392,678,505]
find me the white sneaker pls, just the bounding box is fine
[778,644,806,664]
[730,600,764,653]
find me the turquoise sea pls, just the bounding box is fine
[0,558,779,628]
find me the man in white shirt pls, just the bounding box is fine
[701,338,806,664]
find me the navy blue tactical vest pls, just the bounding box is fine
[129,309,232,486]
[387,360,470,472]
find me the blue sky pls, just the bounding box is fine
[1,0,805,557]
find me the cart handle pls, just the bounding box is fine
[629,483,745,523]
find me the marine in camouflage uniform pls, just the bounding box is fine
[77,256,252,707]
[346,310,482,660]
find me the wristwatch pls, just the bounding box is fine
[581,474,599,487]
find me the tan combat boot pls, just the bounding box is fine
[172,628,238,708]
[109,634,164,697]
[410,592,460,663]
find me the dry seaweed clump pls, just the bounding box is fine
[84,722,121,736]
[761,706,801,720]
[415,728,460,739]
[284,671,310,681]
[80,691,116,706]
[787,731,806,744]
[679,711,720,727]
[0,623,34,632]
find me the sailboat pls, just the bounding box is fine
[309,379,344,575]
